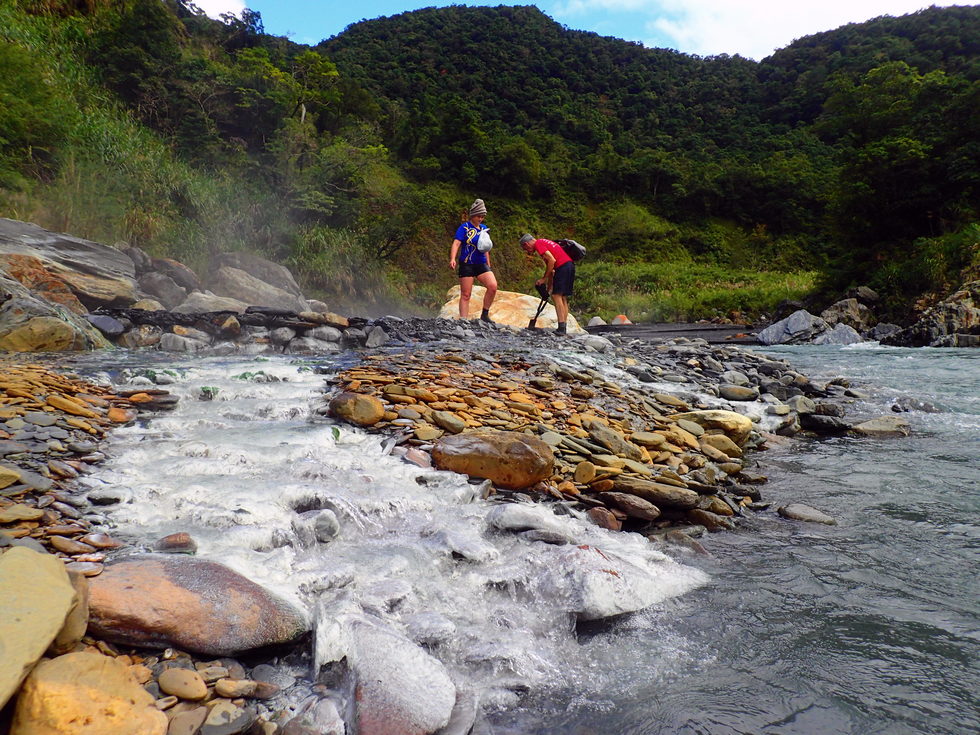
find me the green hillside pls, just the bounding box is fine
[1,1,977,321]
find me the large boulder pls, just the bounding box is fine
[137,272,186,310]
[431,430,554,490]
[0,254,89,314]
[150,257,201,292]
[172,290,249,314]
[0,218,137,308]
[439,286,585,333]
[87,554,308,656]
[820,298,877,332]
[669,409,754,446]
[757,309,829,345]
[882,281,980,347]
[11,652,167,735]
[0,274,110,351]
[812,323,863,345]
[209,266,308,313]
[213,252,304,296]
[0,547,78,710]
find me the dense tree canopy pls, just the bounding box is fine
[0,1,977,319]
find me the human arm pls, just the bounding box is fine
[535,250,557,290]
[450,239,461,270]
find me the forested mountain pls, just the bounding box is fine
[1,1,977,320]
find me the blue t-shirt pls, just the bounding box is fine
[455,222,489,265]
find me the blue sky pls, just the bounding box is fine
[192,1,964,60]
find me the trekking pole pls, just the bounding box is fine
[527,282,551,329]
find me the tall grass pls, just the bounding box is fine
[575,260,818,322]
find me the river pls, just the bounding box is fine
[70,343,979,735]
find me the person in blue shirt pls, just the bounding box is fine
[449,198,497,323]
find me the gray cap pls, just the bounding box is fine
[469,199,487,217]
[520,234,535,245]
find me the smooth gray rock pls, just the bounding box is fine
[365,325,388,348]
[778,503,837,525]
[138,272,186,309]
[757,310,829,345]
[209,266,307,313]
[813,323,863,345]
[212,252,304,296]
[172,290,248,314]
[536,544,705,620]
[318,613,456,735]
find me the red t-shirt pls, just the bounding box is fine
[532,238,572,268]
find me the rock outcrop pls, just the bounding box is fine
[0,218,137,308]
[439,286,585,333]
[882,281,980,347]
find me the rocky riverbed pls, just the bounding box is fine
[0,323,913,735]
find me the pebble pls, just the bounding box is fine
[158,667,209,700]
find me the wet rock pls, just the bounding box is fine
[486,503,570,538]
[328,391,385,427]
[799,413,851,434]
[537,544,705,620]
[432,430,554,490]
[586,506,622,530]
[813,323,863,345]
[11,651,167,735]
[778,503,837,525]
[596,492,661,521]
[700,433,743,458]
[612,476,699,509]
[586,421,643,461]
[891,397,940,413]
[87,554,308,655]
[669,410,753,446]
[851,416,912,437]
[199,699,256,735]
[719,384,759,401]
[324,615,456,735]
[158,667,208,700]
[687,508,736,531]
[0,547,78,709]
[85,313,126,339]
[151,533,197,556]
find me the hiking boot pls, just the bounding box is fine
[480,313,496,327]
[554,323,567,335]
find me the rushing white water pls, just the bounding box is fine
[83,354,708,715]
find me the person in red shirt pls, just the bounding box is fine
[519,233,575,335]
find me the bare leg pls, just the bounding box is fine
[458,277,474,319]
[553,294,569,324]
[476,271,498,312]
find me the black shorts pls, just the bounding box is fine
[552,262,575,296]
[458,262,492,279]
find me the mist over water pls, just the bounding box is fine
[70,344,979,734]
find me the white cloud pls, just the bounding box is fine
[551,0,959,59]
[190,0,246,20]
